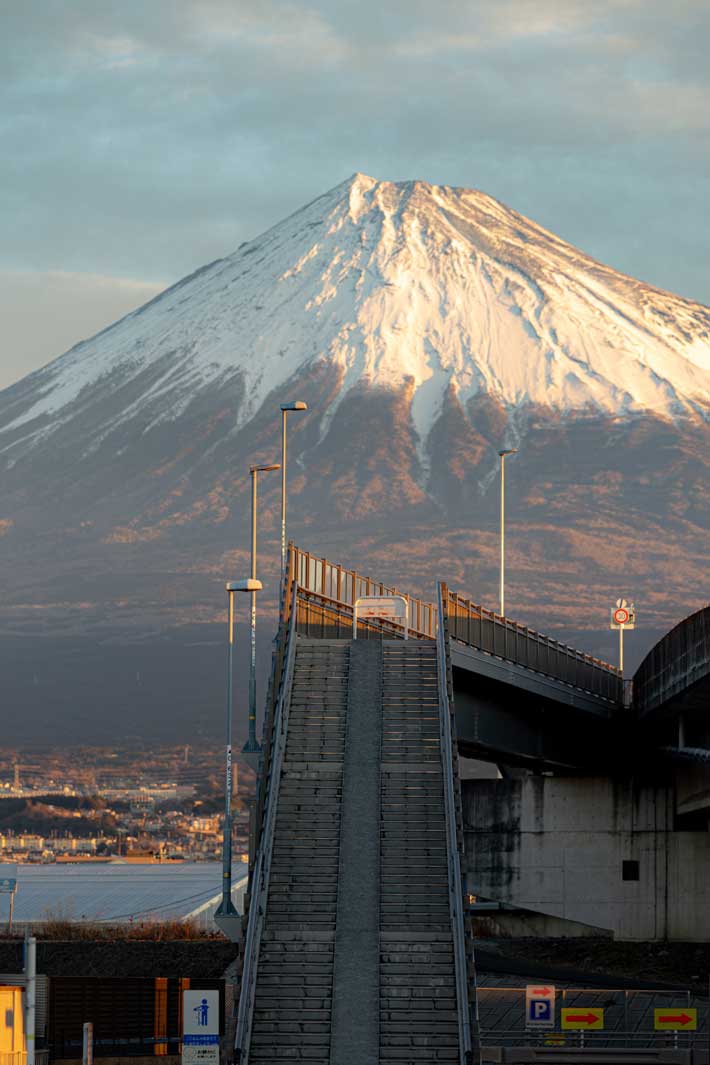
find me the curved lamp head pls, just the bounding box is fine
[498,448,518,458]
[280,401,308,412]
[226,579,263,593]
[250,463,281,474]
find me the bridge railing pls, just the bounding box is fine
[437,583,481,1064]
[634,604,709,716]
[235,581,299,1059]
[288,544,437,640]
[446,589,622,702]
[281,545,621,700]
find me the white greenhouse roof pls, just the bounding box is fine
[1,862,248,925]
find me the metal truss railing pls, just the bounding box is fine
[446,589,622,702]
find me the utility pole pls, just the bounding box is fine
[280,402,307,573]
[498,449,518,617]
[245,464,279,753]
[215,578,260,942]
[25,934,36,1065]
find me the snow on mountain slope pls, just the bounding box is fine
[1,172,709,466]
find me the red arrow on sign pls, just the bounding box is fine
[566,1014,599,1025]
[658,1014,693,1026]
[532,988,552,995]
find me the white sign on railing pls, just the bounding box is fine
[353,596,409,640]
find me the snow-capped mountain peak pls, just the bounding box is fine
[2,172,709,463]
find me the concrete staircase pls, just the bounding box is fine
[240,636,471,1063]
[380,640,461,1062]
[248,640,349,1062]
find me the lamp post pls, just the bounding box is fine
[244,463,280,754]
[280,401,308,573]
[498,448,518,617]
[214,578,261,941]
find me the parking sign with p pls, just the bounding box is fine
[525,985,556,1030]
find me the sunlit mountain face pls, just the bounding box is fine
[0,174,707,739]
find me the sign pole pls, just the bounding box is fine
[25,935,36,1065]
[610,600,635,678]
[619,625,624,675]
[82,1022,94,1065]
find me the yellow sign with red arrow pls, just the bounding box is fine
[654,1009,697,1031]
[561,1008,604,1030]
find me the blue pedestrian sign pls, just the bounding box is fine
[183,990,219,1065]
[525,984,556,1029]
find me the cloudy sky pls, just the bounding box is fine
[2,0,709,389]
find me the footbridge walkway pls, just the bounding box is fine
[234,546,707,1062]
[235,555,479,1063]
[287,546,623,770]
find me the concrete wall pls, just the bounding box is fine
[463,776,710,941]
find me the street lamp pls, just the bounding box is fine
[215,577,261,942]
[244,463,280,754]
[498,448,518,617]
[280,401,308,573]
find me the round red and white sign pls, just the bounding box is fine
[613,607,630,625]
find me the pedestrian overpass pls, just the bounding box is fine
[233,545,708,1062]
[288,546,624,771]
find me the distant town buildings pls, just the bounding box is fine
[0,744,253,865]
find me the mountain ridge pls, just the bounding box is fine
[1,172,708,476]
[0,174,707,732]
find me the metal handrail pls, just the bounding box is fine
[295,584,435,641]
[287,544,621,700]
[437,581,479,1065]
[290,543,438,638]
[447,589,622,702]
[234,581,299,1063]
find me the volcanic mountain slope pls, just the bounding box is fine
[0,173,708,660]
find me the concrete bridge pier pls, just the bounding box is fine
[462,773,710,941]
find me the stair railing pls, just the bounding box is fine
[437,581,481,1065]
[234,580,299,1063]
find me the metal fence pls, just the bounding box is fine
[288,544,437,639]
[634,605,709,716]
[445,589,622,703]
[477,985,709,1052]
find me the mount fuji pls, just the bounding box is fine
[0,173,708,740]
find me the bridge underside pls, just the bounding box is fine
[452,661,619,771]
